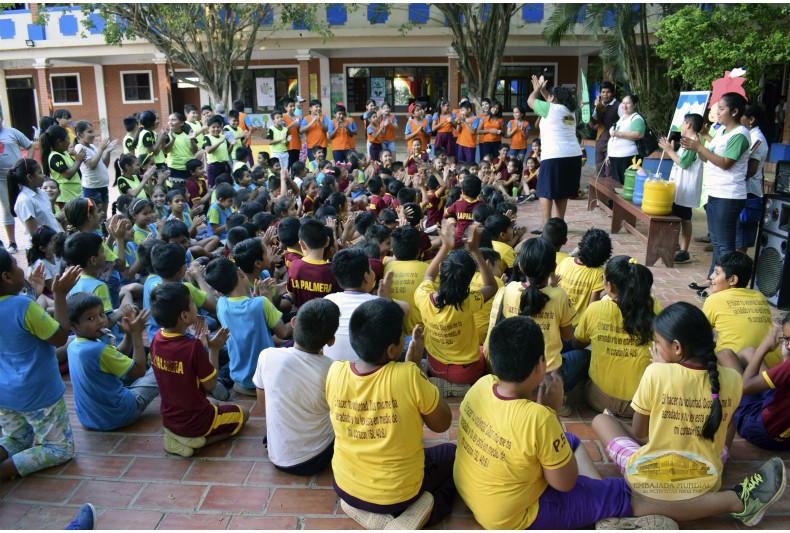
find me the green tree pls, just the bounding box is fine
[542,4,679,135]
[396,4,522,102]
[79,3,334,105]
[655,4,790,96]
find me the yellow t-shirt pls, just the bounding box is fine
[628,363,742,500]
[483,284,575,372]
[326,360,439,505]
[469,272,504,345]
[556,257,604,327]
[703,288,782,368]
[454,375,572,529]
[575,296,663,400]
[414,279,485,365]
[556,251,570,265]
[383,260,430,337]
[491,240,515,271]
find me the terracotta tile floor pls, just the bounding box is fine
[2,165,789,529]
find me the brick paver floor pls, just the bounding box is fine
[2,165,789,529]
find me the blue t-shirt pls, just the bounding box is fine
[69,275,123,344]
[0,295,63,411]
[216,295,282,389]
[207,202,229,240]
[299,115,330,129]
[67,337,138,431]
[143,275,208,341]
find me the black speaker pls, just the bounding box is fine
[772,160,790,197]
[753,195,790,308]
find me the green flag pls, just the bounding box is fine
[580,69,590,124]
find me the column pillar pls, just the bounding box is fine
[152,53,171,120]
[447,47,460,103]
[33,57,52,119]
[295,49,312,104]
[0,69,11,127]
[93,64,108,138]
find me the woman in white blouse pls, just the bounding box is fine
[606,94,645,184]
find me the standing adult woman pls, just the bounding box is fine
[682,92,751,291]
[735,104,769,252]
[606,94,645,184]
[527,75,582,229]
[0,110,37,252]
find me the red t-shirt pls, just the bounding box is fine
[445,197,483,248]
[424,191,445,229]
[762,360,790,439]
[185,176,207,208]
[368,257,384,284]
[286,258,340,308]
[303,196,315,215]
[149,331,217,438]
[405,152,428,176]
[493,157,509,181]
[284,248,304,269]
[368,195,387,217]
[419,230,435,261]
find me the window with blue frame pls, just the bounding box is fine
[495,65,556,111]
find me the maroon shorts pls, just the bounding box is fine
[427,349,485,384]
[204,404,245,437]
[434,132,455,156]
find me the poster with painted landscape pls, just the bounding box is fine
[670,91,711,133]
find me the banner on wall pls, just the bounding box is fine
[330,73,344,108]
[309,73,318,101]
[371,77,386,106]
[255,77,276,108]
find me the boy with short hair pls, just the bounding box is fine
[202,115,232,187]
[184,158,211,210]
[205,258,291,396]
[253,298,340,475]
[384,225,430,336]
[455,315,785,529]
[704,251,783,368]
[66,293,158,431]
[277,216,303,268]
[542,217,570,264]
[149,282,249,457]
[266,109,291,171]
[484,213,528,274]
[445,174,484,248]
[556,227,611,327]
[326,298,456,529]
[658,114,704,264]
[455,101,480,163]
[224,110,248,157]
[286,219,341,307]
[366,176,387,217]
[300,100,329,161]
[208,183,235,242]
[122,115,138,155]
[404,102,431,156]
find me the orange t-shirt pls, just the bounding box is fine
[457,116,481,148]
[302,114,328,149]
[508,120,530,150]
[406,118,430,151]
[283,114,302,151]
[330,118,356,151]
[432,112,456,134]
[481,116,503,143]
[451,109,461,138]
[381,115,397,142]
[238,112,251,147]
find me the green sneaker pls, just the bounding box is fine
[731,456,786,526]
[164,433,195,458]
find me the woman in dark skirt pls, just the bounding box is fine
[527,75,582,228]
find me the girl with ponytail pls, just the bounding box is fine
[573,255,661,417]
[414,220,498,388]
[40,125,85,205]
[7,158,62,249]
[483,237,584,390]
[592,302,743,501]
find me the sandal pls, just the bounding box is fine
[697,289,709,299]
[688,282,709,291]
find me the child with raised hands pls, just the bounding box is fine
[0,252,81,480]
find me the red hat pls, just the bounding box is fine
[408,103,415,114]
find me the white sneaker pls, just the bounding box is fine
[596,515,678,529]
[340,499,395,529]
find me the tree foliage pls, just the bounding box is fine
[79,3,334,105]
[655,4,790,95]
[397,3,522,102]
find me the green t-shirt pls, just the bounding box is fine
[48,151,80,202]
[629,116,646,134]
[166,130,194,170]
[136,130,166,165]
[202,134,230,165]
[677,148,698,169]
[533,99,550,118]
[722,131,750,161]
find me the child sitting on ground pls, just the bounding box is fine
[148,282,249,457]
[457,314,784,529]
[445,175,484,249]
[484,213,528,277]
[0,254,79,480]
[66,293,158,431]
[592,302,786,527]
[205,258,291,396]
[414,222,498,396]
[541,217,569,264]
[208,183,235,243]
[253,298,340,475]
[327,298,455,529]
[285,218,341,308]
[573,256,661,417]
[556,227,611,327]
[277,216,303,268]
[384,225,430,337]
[703,251,783,368]
[723,317,790,451]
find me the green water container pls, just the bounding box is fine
[622,169,637,200]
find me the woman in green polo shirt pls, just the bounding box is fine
[164,112,198,184]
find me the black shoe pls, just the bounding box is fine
[688,282,708,291]
[7,242,17,253]
[674,250,691,263]
[531,228,543,235]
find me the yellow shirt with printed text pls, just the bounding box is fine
[575,296,662,401]
[454,375,572,529]
[383,260,430,337]
[469,272,505,345]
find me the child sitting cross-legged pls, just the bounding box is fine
[148,282,249,457]
[252,298,340,476]
[556,227,612,327]
[66,293,159,431]
[327,298,455,529]
[204,258,292,396]
[457,314,785,529]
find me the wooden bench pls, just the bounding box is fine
[587,176,681,267]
